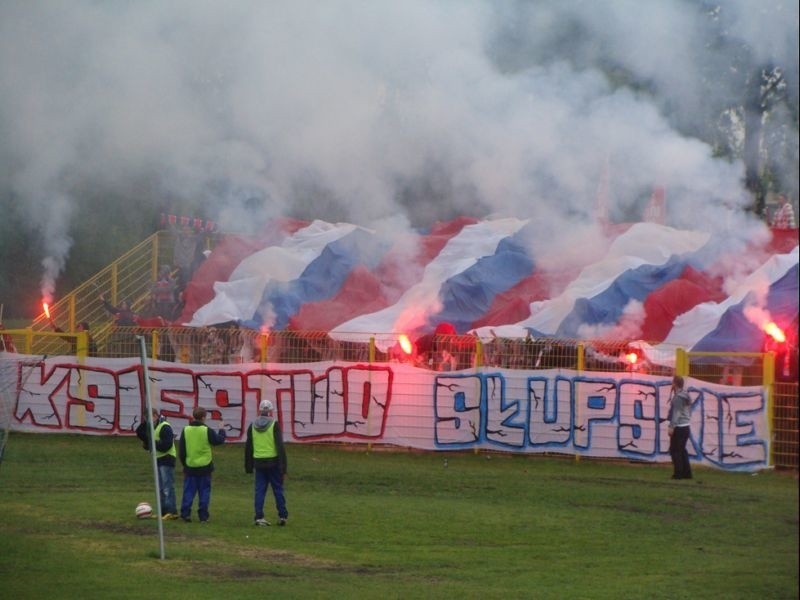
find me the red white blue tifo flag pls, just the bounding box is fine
[177,217,798,364]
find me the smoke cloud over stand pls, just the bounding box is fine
[0,1,796,304]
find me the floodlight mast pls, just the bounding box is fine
[138,336,166,560]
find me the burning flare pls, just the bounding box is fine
[43,302,50,320]
[398,334,413,355]
[625,351,638,365]
[764,322,786,343]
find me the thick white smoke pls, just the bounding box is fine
[0,1,796,303]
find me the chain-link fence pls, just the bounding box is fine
[2,327,796,468]
[684,350,798,470]
[772,382,799,470]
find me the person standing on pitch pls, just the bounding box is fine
[245,399,288,526]
[179,406,226,522]
[668,375,693,480]
[136,408,179,520]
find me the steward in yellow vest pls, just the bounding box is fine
[178,406,226,523]
[245,399,288,526]
[135,408,178,519]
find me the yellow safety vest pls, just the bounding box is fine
[252,422,277,459]
[183,424,212,468]
[154,420,177,459]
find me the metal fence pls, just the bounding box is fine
[0,328,682,370]
[684,349,798,470]
[2,327,796,469]
[772,383,799,470]
[22,229,219,359]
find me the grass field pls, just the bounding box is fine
[0,433,797,599]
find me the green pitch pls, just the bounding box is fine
[0,433,797,599]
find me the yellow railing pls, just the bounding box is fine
[23,231,176,358]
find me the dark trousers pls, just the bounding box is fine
[254,467,288,520]
[669,426,693,479]
[181,473,212,521]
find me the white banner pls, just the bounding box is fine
[4,355,769,471]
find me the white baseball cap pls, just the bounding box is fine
[259,400,274,412]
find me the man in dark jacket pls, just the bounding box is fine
[49,318,98,357]
[245,399,288,526]
[99,294,139,357]
[178,406,226,523]
[136,408,178,519]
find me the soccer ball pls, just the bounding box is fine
[135,502,153,519]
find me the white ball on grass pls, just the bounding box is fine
[135,502,153,519]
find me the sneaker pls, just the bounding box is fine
[254,518,270,527]
[278,518,287,527]
[162,513,179,521]
[181,516,192,523]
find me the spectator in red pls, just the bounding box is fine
[771,194,796,229]
[151,265,178,320]
[0,322,17,353]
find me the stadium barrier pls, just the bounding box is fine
[2,327,675,370]
[1,327,796,469]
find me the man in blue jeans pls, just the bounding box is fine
[245,399,288,526]
[179,406,226,522]
[668,375,693,480]
[136,408,178,520]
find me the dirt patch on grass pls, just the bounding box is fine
[84,520,156,536]
[82,520,392,580]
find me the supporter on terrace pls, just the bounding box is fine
[171,223,205,291]
[100,294,139,356]
[150,265,178,320]
[0,322,16,353]
[199,327,228,364]
[100,294,138,326]
[771,194,796,229]
[436,347,458,371]
[48,318,98,357]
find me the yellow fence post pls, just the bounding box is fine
[260,332,268,363]
[111,263,118,304]
[69,295,76,332]
[368,336,376,452]
[675,348,688,377]
[575,343,585,463]
[76,331,88,359]
[152,234,159,280]
[152,331,159,361]
[763,351,776,467]
[472,336,483,456]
